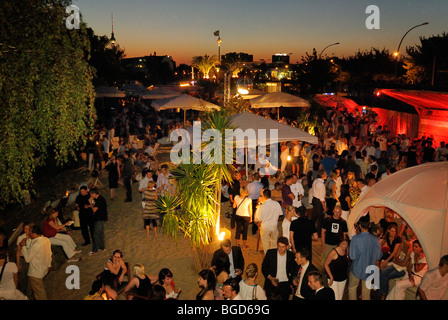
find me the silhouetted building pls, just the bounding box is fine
[272,53,290,65]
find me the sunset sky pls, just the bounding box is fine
[74,0,447,65]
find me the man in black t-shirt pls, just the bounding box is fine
[321,205,348,263]
[289,206,318,263]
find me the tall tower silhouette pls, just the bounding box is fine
[110,12,116,46]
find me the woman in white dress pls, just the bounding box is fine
[0,249,28,300]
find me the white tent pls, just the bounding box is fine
[249,91,310,120]
[186,112,318,175]
[347,162,448,269]
[229,112,318,145]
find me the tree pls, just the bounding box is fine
[158,109,234,249]
[338,48,398,96]
[0,0,95,208]
[192,55,219,79]
[296,48,339,95]
[403,59,425,85]
[407,33,448,88]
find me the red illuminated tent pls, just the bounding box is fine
[375,89,448,144]
[313,94,361,112]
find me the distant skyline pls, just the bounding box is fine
[74,0,447,65]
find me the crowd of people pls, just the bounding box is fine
[1,98,448,301]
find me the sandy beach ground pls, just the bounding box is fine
[41,146,273,301]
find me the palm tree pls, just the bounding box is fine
[192,55,219,79]
[158,109,235,250]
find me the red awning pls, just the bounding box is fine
[375,89,448,114]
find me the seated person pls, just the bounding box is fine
[99,250,128,300]
[84,280,105,300]
[157,268,180,299]
[42,207,81,262]
[122,264,157,300]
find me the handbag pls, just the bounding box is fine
[0,261,6,284]
[252,284,258,300]
[235,197,247,215]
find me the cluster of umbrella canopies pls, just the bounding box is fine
[96,82,362,122]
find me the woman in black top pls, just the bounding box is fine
[196,269,216,300]
[324,237,349,300]
[123,263,157,300]
[105,154,119,200]
[339,184,351,221]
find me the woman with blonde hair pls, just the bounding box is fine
[233,186,252,249]
[282,205,297,248]
[123,263,157,300]
[238,263,266,300]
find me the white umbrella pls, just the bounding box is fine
[94,86,126,98]
[142,86,181,100]
[152,94,221,123]
[120,81,151,96]
[249,91,310,120]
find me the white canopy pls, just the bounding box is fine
[94,86,126,98]
[142,86,181,100]
[249,92,310,120]
[250,92,310,108]
[347,162,448,269]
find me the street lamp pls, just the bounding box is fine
[217,37,222,64]
[319,42,340,59]
[394,22,429,77]
[394,22,429,57]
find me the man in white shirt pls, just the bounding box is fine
[436,141,448,161]
[311,169,327,237]
[138,169,154,198]
[101,134,110,163]
[293,247,318,300]
[19,225,52,300]
[357,178,370,200]
[261,237,296,300]
[255,189,283,253]
[290,174,304,208]
[223,278,243,300]
[418,254,448,300]
[361,139,376,159]
[248,173,265,234]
